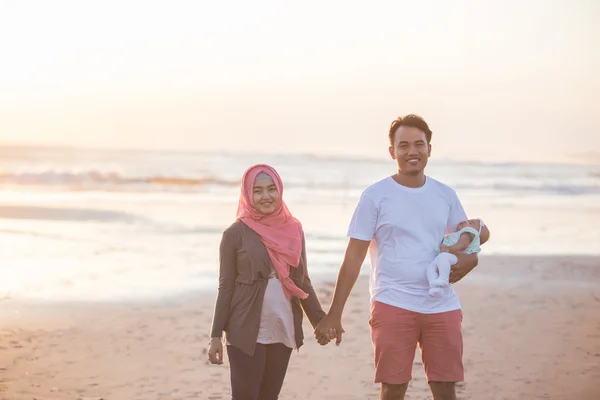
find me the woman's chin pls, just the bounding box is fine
[257,207,276,215]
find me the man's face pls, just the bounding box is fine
[388,126,431,175]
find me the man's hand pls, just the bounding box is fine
[314,313,344,346]
[449,252,478,283]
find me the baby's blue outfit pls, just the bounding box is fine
[441,220,485,254]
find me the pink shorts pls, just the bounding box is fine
[369,301,464,384]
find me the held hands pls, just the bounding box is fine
[314,313,345,346]
[207,337,224,365]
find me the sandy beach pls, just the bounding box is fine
[1,255,599,400]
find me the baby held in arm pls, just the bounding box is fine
[426,219,485,297]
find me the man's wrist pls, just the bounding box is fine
[327,305,344,318]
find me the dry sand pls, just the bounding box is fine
[1,255,599,400]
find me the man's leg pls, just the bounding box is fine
[257,343,293,400]
[429,382,456,400]
[227,344,266,400]
[380,383,408,400]
[369,301,420,400]
[419,309,464,400]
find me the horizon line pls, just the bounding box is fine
[1,141,599,168]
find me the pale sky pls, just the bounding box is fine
[0,0,598,163]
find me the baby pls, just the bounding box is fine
[426,218,485,297]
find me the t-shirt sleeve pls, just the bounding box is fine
[347,191,378,241]
[447,190,468,234]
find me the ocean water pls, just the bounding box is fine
[1,146,599,302]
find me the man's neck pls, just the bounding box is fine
[393,171,426,188]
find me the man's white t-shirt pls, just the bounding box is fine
[347,176,468,314]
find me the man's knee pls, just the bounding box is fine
[429,381,456,400]
[381,382,408,399]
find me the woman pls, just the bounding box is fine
[208,164,331,400]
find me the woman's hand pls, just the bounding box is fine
[208,337,224,365]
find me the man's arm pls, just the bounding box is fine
[314,238,370,345]
[449,252,478,283]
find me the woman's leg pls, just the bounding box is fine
[227,344,267,400]
[257,343,293,400]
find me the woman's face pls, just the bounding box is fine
[252,175,280,215]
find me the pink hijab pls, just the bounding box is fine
[236,164,308,300]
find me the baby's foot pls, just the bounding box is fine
[431,278,449,288]
[429,287,444,297]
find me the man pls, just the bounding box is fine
[314,114,490,400]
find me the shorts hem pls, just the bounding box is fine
[426,376,465,383]
[374,376,412,385]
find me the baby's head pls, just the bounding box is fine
[457,219,481,231]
